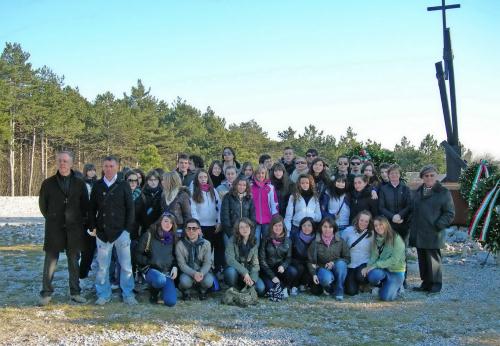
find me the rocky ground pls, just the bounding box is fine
[0,198,498,345]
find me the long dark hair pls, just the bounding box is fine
[233,217,256,247]
[326,174,349,198]
[229,177,252,197]
[293,174,317,201]
[269,214,287,239]
[270,162,291,195]
[192,169,216,204]
[309,157,330,183]
[318,217,339,235]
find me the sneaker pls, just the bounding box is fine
[299,285,307,292]
[38,296,52,306]
[111,283,120,290]
[290,287,299,296]
[371,287,379,296]
[95,297,111,306]
[70,295,87,304]
[335,295,344,301]
[123,296,138,305]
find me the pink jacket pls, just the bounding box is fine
[251,180,279,225]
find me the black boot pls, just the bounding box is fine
[149,288,159,304]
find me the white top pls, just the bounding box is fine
[190,190,221,227]
[103,175,117,187]
[284,194,322,231]
[327,194,350,227]
[341,226,373,269]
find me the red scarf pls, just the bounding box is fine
[200,183,211,192]
[322,233,334,247]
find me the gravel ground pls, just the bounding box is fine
[0,205,498,345]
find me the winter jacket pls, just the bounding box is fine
[160,187,192,229]
[290,230,315,264]
[251,180,279,225]
[259,236,292,279]
[307,233,350,276]
[273,180,294,218]
[129,187,143,240]
[138,185,163,232]
[409,182,455,249]
[89,177,134,243]
[290,168,310,183]
[225,236,260,282]
[284,194,322,231]
[216,180,232,200]
[368,234,406,273]
[176,169,195,187]
[320,191,350,228]
[349,186,379,223]
[190,190,221,227]
[135,229,176,274]
[175,236,212,276]
[39,171,89,253]
[378,182,412,239]
[340,226,373,269]
[220,193,256,237]
[280,158,296,176]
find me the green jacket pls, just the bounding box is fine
[368,234,406,273]
[225,237,260,283]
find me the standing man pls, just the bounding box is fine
[305,148,318,167]
[176,153,196,187]
[38,150,89,306]
[410,165,455,294]
[280,147,296,176]
[88,156,137,305]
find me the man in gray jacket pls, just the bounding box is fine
[410,165,455,294]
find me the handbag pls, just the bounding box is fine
[222,285,258,307]
[266,282,285,302]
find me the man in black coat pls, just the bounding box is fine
[38,151,89,306]
[410,165,455,294]
[88,155,137,305]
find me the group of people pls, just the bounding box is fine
[38,146,455,307]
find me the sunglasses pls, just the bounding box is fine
[350,162,361,166]
[296,161,307,165]
[223,151,233,155]
[127,179,138,182]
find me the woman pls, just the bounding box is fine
[79,163,97,279]
[321,175,350,232]
[221,177,256,243]
[251,165,279,244]
[349,175,378,224]
[284,174,321,234]
[307,217,350,300]
[124,170,142,241]
[216,165,238,200]
[361,161,380,199]
[362,216,406,301]
[309,157,330,198]
[190,170,224,274]
[83,163,97,196]
[161,171,192,235]
[208,160,224,188]
[221,147,241,176]
[289,217,322,296]
[133,168,146,189]
[341,210,373,296]
[224,218,265,296]
[240,162,254,180]
[259,215,295,296]
[139,170,163,233]
[135,213,178,306]
[290,156,309,183]
[270,162,294,218]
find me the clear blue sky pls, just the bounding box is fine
[1,0,499,158]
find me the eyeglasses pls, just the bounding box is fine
[338,162,349,166]
[127,179,138,182]
[296,161,307,165]
[223,151,232,155]
[350,162,361,166]
[186,226,200,231]
[306,154,317,157]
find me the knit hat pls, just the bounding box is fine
[419,165,438,178]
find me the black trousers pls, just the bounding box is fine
[416,248,442,292]
[79,231,96,279]
[289,261,323,295]
[201,226,225,272]
[345,263,368,296]
[41,249,81,297]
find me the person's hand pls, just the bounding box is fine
[277,265,285,273]
[243,273,254,286]
[325,262,334,270]
[170,267,178,280]
[88,229,97,237]
[272,276,280,284]
[392,214,402,223]
[193,272,204,282]
[361,267,373,277]
[371,190,378,200]
[313,275,319,285]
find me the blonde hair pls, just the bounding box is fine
[162,171,182,200]
[372,216,396,247]
[254,164,269,180]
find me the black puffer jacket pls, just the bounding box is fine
[409,182,455,249]
[139,185,163,231]
[349,186,378,222]
[135,228,176,274]
[258,236,292,279]
[221,193,256,237]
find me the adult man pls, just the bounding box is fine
[38,151,89,306]
[175,218,214,300]
[349,155,362,175]
[176,153,195,187]
[410,165,455,294]
[280,147,296,176]
[88,156,137,305]
[305,148,318,167]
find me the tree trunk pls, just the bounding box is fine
[45,136,48,178]
[9,117,15,197]
[41,130,45,179]
[19,139,23,196]
[28,129,36,196]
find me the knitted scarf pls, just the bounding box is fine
[321,233,334,247]
[299,231,315,244]
[182,237,204,268]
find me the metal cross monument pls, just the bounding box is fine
[427,0,466,182]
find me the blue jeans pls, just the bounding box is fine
[95,231,135,300]
[367,268,405,301]
[224,266,266,296]
[178,272,214,293]
[316,260,348,296]
[254,223,270,247]
[145,269,177,307]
